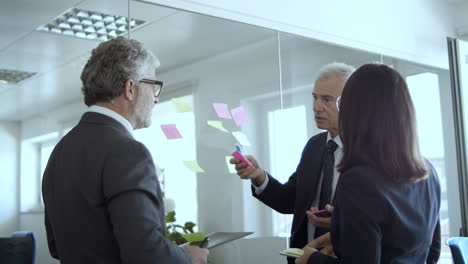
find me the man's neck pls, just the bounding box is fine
[329,129,338,139]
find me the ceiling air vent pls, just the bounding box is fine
[0,69,36,84]
[36,8,145,41]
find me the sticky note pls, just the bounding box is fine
[231,106,248,127]
[182,160,205,173]
[171,97,192,112]
[226,156,237,174]
[207,120,229,133]
[232,131,251,146]
[213,103,232,119]
[160,124,182,139]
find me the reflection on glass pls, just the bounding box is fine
[134,95,198,226]
[130,2,456,263]
[268,106,307,236]
[407,72,450,263]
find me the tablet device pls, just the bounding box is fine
[180,231,253,249]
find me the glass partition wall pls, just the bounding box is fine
[17,0,457,263]
[128,2,456,263]
[127,2,458,261]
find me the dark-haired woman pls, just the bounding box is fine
[296,64,440,264]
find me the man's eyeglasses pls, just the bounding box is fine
[336,96,342,111]
[139,78,163,97]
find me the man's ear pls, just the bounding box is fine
[123,79,137,101]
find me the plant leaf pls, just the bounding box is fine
[165,211,176,223]
[184,222,196,233]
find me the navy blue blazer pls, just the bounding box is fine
[308,163,441,264]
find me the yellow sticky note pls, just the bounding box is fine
[207,120,229,133]
[182,160,205,173]
[171,97,192,112]
[226,156,236,174]
[232,131,251,146]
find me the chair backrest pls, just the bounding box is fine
[0,231,36,264]
[447,237,468,264]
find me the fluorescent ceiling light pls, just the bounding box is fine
[36,8,145,41]
[0,69,36,84]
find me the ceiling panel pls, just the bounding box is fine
[77,0,177,23]
[0,0,83,50]
[0,0,275,121]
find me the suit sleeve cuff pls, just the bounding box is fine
[308,251,338,264]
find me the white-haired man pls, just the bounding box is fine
[231,63,355,264]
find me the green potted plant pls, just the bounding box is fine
[165,211,201,245]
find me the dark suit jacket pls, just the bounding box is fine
[252,132,328,259]
[42,112,191,264]
[308,162,441,264]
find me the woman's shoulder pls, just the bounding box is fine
[337,165,395,200]
[340,165,383,183]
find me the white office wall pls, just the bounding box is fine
[0,122,19,237]
[20,101,84,140]
[145,0,455,69]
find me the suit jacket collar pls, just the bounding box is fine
[87,105,134,136]
[80,112,133,138]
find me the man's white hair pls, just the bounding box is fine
[316,62,356,82]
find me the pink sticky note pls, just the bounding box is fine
[231,106,248,127]
[213,103,232,119]
[160,124,182,139]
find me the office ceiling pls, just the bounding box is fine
[0,0,274,121]
[0,0,467,121]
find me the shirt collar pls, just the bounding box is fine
[327,132,342,149]
[87,105,134,136]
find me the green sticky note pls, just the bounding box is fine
[232,131,251,146]
[183,232,206,243]
[182,160,205,173]
[207,120,229,133]
[171,97,192,112]
[226,156,236,174]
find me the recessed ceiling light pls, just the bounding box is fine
[36,8,145,41]
[0,69,36,84]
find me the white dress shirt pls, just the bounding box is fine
[87,105,134,137]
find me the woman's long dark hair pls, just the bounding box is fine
[337,64,428,182]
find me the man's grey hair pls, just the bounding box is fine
[316,62,356,83]
[81,36,160,106]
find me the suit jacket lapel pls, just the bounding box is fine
[305,139,327,208]
[294,133,328,231]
